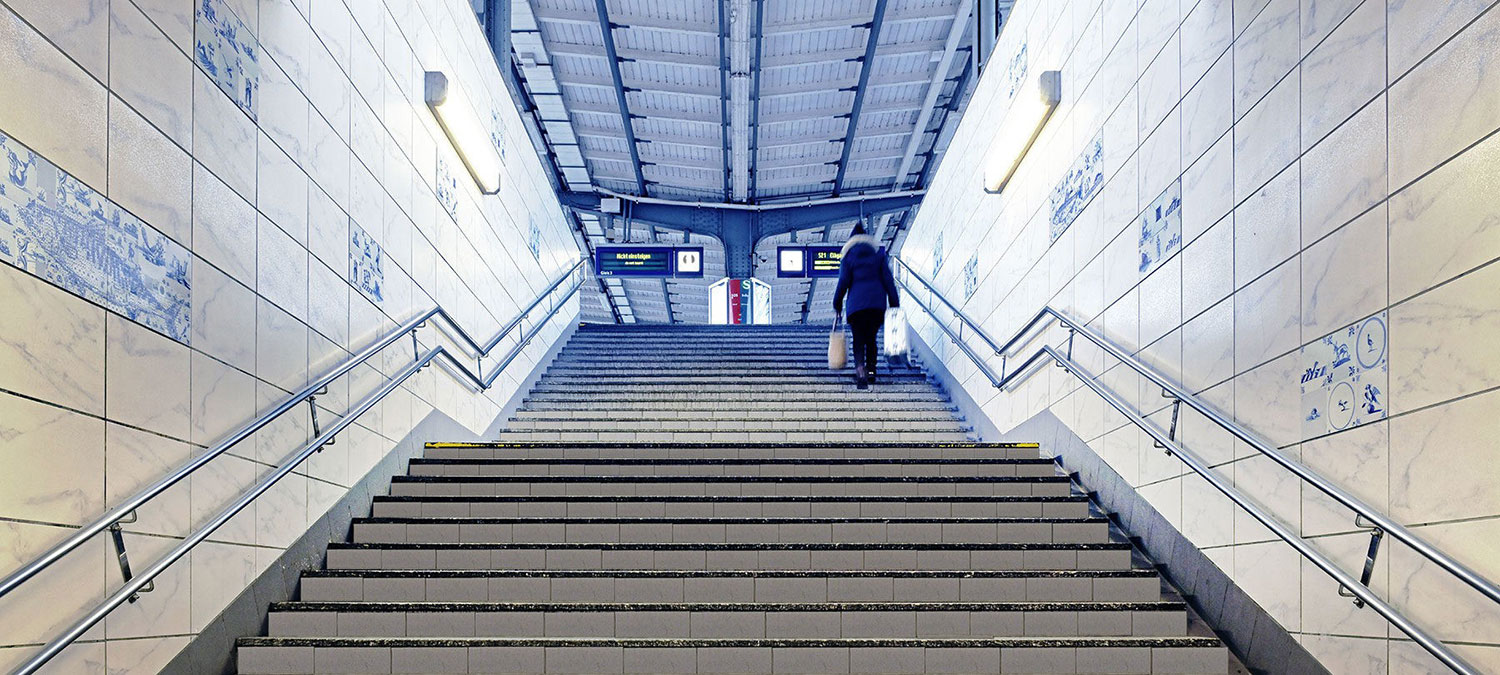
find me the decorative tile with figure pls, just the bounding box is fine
[1048,133,1104,242]
[349,223,384,303]
[1139,179,1183,275]
[962,253,979,301]
[1300,312,1388,437]
[436,156,458,218]
[931,231,944,277]
[194,0,259,119]
[0,133,192,342]
[527,216,542,259]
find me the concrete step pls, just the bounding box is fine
[370,496,1092,519]
[502,420,970,433]
[490,432,977,443]
[539,370,931,379]
[236,636,1230,673]
[297,569,1166,604]
[547,359,924,368]
[418,442,1043,461]
[386,475,1072,498]
[348,517,1111,545]
[526,383,941,392]
[522,392,952,402]
[265,600,1189,639]
[514,402,959,414]
[323,542,1136,572]
[405,457,1058,478]
[511,409,961,421]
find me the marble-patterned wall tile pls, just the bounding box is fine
[308,112,351,209]
[105,635,191,675]
[0,521,108,647]
[307,42,352,142]
[1389,387,1500,524]
[131,0,194,52]
[107,96,192,246]
[255,296,309,392]
[103,531,191,639]
[190,349,255,447]
[1300,634,1388,673]
[105,422,193,537]
[1231,352,1301,450]
[1139,32,1182,140]
[1299,0,1363,54]
[1181,468,1237,548]
[1182,297,1236,393]
[1301,205,1387,340]
[1181,133,1234,244]
[1300,531,1391,637]
[1182,0,1233,86]
[1300,96,1385,243]
[1389,260,1500,414]
[0,7,109,192]
[258,57,311,166]
[257,215,309,319]
[1299,0,1383,147]
[1138,112,1183,214]
[189,450,257,545]
[4,0,109,79]
[1233,0,1275,36]
[1232,0,1299,116]
[191,71,258,202]
[307,185,347,272]
[1181,53,1232,168]
[1233,538,1302,629]
[0,392,106,525]
[1387,6,1500,189]
[252,380,310,466]
[1388,124,1500,303]
[1232,72,1299,200]
[1181,215,1233,319]
[190,257,256,372]
[0,253,106,413]
[191,162,257,289]
[109,0,193,148]
[1386,0,1492,78]
[106,313,191,439]
[190,541,257,631]
[257,136,309,245]
[1299,418,1389,536]
[308,259,351,349]
[1233,164,1299,289]
[255,470,307,549]
[1386,518,1500,645]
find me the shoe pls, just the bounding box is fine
[855,365,869,390]
[867,371,878,385]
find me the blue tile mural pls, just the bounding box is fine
[962,253,979,301]
[931,231,945,278]
[436,156,458,219]
[527,216,542,260]
[1048,133,1104,242]
[349,223,384,303]
[1004,43,1029,99]
[491,111,508,161]
[194,0,259,120]
[0,133,192,341]
[1301,312,1388,437]
[1138,179,1182,275]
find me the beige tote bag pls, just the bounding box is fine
[828,318,847,370]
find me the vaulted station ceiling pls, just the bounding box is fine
[485,0,1008,322]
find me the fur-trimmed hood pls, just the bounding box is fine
[841,234,878,257]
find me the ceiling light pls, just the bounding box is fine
[425,71,502,194]
[983,70,1061,194]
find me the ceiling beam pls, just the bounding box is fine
[748,0,766,201]
[763,5,960,34]
[760,39,956,68]
[891,0,973,191]
[593,0,646,194]
[534,6,717,34]
[545,42,720,67]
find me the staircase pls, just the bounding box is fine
[235,324,1232,674]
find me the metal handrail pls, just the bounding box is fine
[891,256,1004,356]
[3,257,588,675]
[892,262,1496,674]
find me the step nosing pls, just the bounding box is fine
[425,442,1039,449]
[269,601,1185,612]
[237,636,1222,648]
[354,516,1105,524]
[371,495,1087,503]
[300,569,1158,579]
[389,475,1067,483]
[327,542,1130,551]
[410,458,1054,465]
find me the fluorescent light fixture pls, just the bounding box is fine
[425,71,502,194]
[983,70,1061,194]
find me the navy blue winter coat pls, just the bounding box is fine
[833,235,899,316]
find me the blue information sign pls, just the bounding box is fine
[595,245,705,278]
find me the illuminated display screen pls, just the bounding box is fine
[776,247,806,278]
[596,246,673,276]
[806,245,843,277]
[675,247,704,277]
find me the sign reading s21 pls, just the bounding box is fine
[777,245,843,278]
[595,246,705,278]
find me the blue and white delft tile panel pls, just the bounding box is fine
[1003,43,1029,99]
[930,231,945,278]
[194,0,259,120]
[1048,133,1104,242]
[349,222,384,303]
[1138,179,1182,276]
[1300,312,1388,437]
[962,253,979,301]
[527,216,542,260]
[491,111,508,161]
[436,156,459,219]
[0,133,192,341]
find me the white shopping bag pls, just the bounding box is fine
[884,308,910,366]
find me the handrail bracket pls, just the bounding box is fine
[107,512,154,603]
[308,387,333,450]
[1339,515,1386,609]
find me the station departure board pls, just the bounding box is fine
[595,245,704,278]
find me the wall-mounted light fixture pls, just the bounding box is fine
[425,71,502,194]
[983,70,1061,194]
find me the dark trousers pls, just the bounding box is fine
[847,309,884,374]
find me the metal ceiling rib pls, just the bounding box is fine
[507,0,979,321]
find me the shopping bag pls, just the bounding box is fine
[828,318,847,370]
[884,307,910,366]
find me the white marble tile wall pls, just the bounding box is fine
[901,0,1500,671]
[0,0,580,671]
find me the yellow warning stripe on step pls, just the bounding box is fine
[423,444,1044,447]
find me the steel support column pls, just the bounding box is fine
[593,0,648,193]
[831,0,890,195]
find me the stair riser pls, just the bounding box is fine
[421,448,1045,461]
[372,501,1091,520]
[503,421,969,432]
[325,548,1135,573]
[299,575,1164,604]
[267,608,1187,639]
[237,643,1230,674]
[388,483,1073,499]
[527,384,940,393]
[491,433,977,443]
[349,522,1111,546]
[524,393,951,402]
[406,465,1058,479]
[512,409,959,419]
